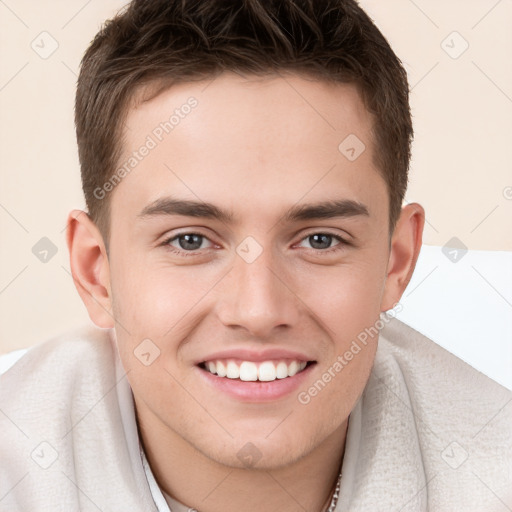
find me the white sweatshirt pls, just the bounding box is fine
[0,318,510,511]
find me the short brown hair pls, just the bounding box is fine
[75,0,412,244]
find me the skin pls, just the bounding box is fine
[67,72,424,512]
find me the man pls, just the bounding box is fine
[0,1,510,511]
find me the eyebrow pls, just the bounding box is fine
[137,197,369,223]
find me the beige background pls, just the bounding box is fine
[0,0,511,354]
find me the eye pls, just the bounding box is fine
[165,233,214,252]
[297,233,345,251]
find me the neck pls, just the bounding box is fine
[137,403,348,512]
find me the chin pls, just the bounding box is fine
[192,429,318,471]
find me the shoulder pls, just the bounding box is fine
[368,317,512,509]
[377,317,510,400]
[0,324,118,426]
[0,324,114,383]
[0,327,157,510]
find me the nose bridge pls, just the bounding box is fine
[217,241,299,337]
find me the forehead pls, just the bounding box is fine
[111,72,386,227]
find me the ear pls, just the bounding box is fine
[66,209,114,328]
[380,203,425,312]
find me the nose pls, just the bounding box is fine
[216,246,300,338]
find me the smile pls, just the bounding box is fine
[199,359,311,382]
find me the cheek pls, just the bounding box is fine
[110,254,219,336]
[294,266,382,426]
[108,260,225,389]
[295,258,386,338]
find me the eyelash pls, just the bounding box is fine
[161,231,350,257]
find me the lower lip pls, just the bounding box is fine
[196,363,316,403]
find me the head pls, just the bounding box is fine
[68,0,424,472]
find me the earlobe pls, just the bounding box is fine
[380,203,425,312]
[66,209,115,328]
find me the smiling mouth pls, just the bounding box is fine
[198,359,316,382]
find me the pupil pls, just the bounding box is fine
[179,234,202,250]
[310,234,331,250]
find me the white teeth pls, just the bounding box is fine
[239,361,258,381]
[226,361,240,379]
[203,359,309,381]
[258,361,277,382]
[276,362,288,379]
[217,361,227,377]
[288,361,299,377]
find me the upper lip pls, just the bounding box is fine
[196,348,315,365]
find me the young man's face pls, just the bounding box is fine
[73,73,421,470]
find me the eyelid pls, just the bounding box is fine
[160,225,216,242]
[294,224,351,241]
